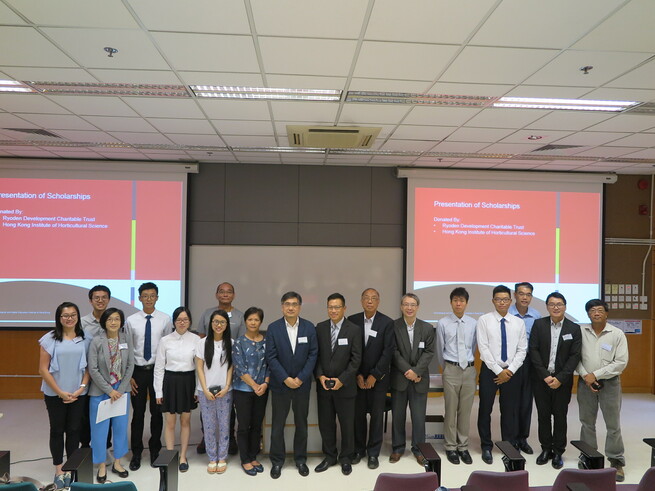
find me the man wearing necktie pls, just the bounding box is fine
[314,293,362,476]
[125,282,173,470]
[436,287,477,465]
[476,285,528,465]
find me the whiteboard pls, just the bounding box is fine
[188,245,404,328]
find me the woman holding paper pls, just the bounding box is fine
[87,308,134,483]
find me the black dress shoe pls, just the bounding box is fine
[481,449,493,465]
[297,463,309,476]
[458,450,473,465]
[111,464,129,478]
[150,452,159,468]
[341,463,352,475]
[314,459,336,473]
[519,441,534,454]
[552,453,563,469]
[446,450,460,465]
[129,455,141,471]
[96,469,107,484]
[270,465,282,479]
[536,450,552,465]
[367,456,379,469]
[351,453,363,465]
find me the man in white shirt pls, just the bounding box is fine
[126,282,173,470]
[436,287,477,465]
[476,285,528,465]
[577,299,629,482]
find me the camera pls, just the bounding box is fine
[208,385,222,395]
[325,379,336,389]
[591,380,604,391]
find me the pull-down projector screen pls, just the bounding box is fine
[0,162,192,329]
[402,169,612,323]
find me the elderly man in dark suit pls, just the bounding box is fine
[314,293,362,476]
[265,291,318,479]
[347,288,395,470]
[529,292,581,469]
[389,293,436,466]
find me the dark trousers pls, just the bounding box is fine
[354,387,386,457]
[317,388,355,464]
[44,395,86,465]
[130,366,162,457]
[391,384,427,455]
[516,360,533,443]
[269,389,310,466]
[234,389,269,464]
[477,364,521,451]
[533,377,573,454]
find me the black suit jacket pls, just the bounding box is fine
[529,316,582,385]
[347,311,395,391]
[315,318,362,398]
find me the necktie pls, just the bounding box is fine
[500,317,508,362]
[331,324,339,351]
[457,320,468,370]
[144,314,153,362]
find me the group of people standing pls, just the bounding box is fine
[38,280,629,486]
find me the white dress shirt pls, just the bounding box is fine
[364,313,375,344]
[477,311,527,375]
[154,330,199,398]
[285,318,299,353]
[126,309,173,366]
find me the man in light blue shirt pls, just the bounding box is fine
[509,281,541,455]
[436,287,477,465]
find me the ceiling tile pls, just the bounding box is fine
[464,108,549,129]
[339,104,411,125]
[480,142,544,155]
[500,129,574,144]
[0,113,39,127]
[586,114,655,133]
[382,139,436,152]
[441,46,558,85]
[109,132,173,145]
[0,2,26,24]
[19,113,97,130]
[83,116,157,132]
[199,100,270,120]
[89,69,183,84]
[45,95,138,116]
[432,141,489,153]
[366,0,496,44]
[125,98,204,118]
[391,125,457,140]
[0,94,70,114]
[259,37,357,77]
[354,42,459,81]
[447,127,516,143]
[151,32,259,72]
[427,82,513,98]
[251,0,368,38]
[0,27,76,67]
[216,120,274,136]
[128,0,250,33]
[607,133,655,147]
[148,118,216,135]
[402,106,481,126]
[2,67,97,83]
[270,102,338,122]
[349,78,430,93]
[471,0,622,48]
[574,146,643,158]
[505,85,591,99]
[41,27,170,70]
[526,111,613,131]
[53,130,120,143]
[621,148,655,159]
[267,75,347,90]
[5,0,139,27]
[555,131,629,146]
[583,87,655,103]
[222,135,278,147]
[178,72,263,87]
[607,58,655,90]
[166,134,226,146]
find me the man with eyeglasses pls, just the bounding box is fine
[265,291,318,479]
[389,293,435,466]
[576,299,628,482]
[196,282,245,455]
[347,288,395,470]
[314,293,362,476]
[528,292,581,469]
[476,285,528,465]
[509,282,541,455]
[126,282,173,470]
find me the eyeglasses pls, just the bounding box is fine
[60,313,78,320]
[218,289,234,294]
[212,319,227,326]
[493,298,511,304]
[91,295,109,301]
[140,294,157,300]
[401,303,418,308]
[175,318,190,323]
[547,303,565,309]
[327,305,344,311]
[283,302,300,308]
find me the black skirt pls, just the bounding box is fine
[161,370,197,414]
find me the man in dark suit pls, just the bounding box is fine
[314,293,362,475]
[347,288,395,470]
[529,292,581,469]
[389,293,436,466]
[265,291,318,479]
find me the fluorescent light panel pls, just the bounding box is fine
[190,85,341,101]
[28,82,190,97]
[346,91,494,107]
[494,96,639,112]
[0,79,36,93]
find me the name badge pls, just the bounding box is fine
[418,341,425,349]
[338,338,348,346]
[119,343,128,350]
[601,343,612,352]
[368,330,378,338]
[562,334,573,341]
[227,311,232,318]
[298,336,308,344]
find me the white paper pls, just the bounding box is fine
[96,393,128,423]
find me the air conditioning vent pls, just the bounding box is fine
[287,125,381,148]
[3,128,63,139]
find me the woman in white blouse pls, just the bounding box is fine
[154,307,199,472]
[195,309,233,475]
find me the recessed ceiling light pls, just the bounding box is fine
[346,91,495,107]
[190,85,341,101]
[494,96,638,112]
[27,81,191,97]
[0,80,36,93]
[527,135,543,140]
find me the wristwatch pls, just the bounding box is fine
[79,384,87,389]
